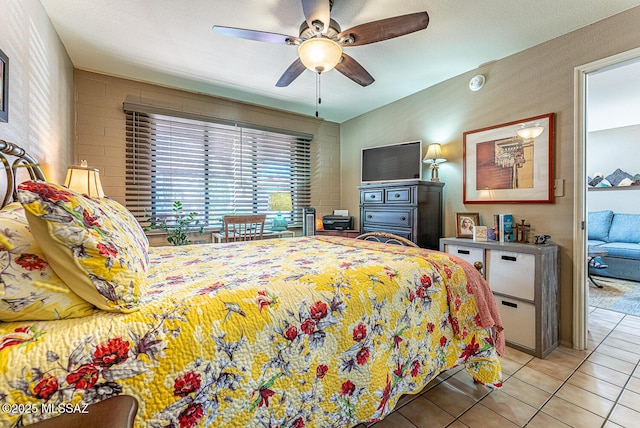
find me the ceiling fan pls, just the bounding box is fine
[212,0,429,87]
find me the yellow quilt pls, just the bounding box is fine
[0,236,502,427]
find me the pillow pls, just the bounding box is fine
[587,210,614,242]
[17,181,149,313]
[608,214,640,244]
[0,203,97,321]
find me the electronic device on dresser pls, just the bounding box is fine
[361,141,422,183]
[302,207,316,236]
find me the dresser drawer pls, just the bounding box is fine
[362,226,412,241]
[385,187,412,204]
[362,208,412,228]
[361,189,384,204]
[444,244,485,276]
[487,250,535,301]
[494,294,536,350]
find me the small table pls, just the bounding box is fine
[213,229,295,243]
[588,247,608,288]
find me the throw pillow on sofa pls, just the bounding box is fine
[588,210,614,242]
[608,213,640,244]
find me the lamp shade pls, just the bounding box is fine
[64,160,105,197]
[268,192,292,211]
[516,124,544,140]
[298,38,343,73]
[423,144,447,164]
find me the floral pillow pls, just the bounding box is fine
[0,203,97,321]
[17,181,149,313]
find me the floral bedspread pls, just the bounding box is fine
[0,236,502,427]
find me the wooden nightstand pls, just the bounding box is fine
[315,229,361,238]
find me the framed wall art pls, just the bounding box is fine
[455,212,479,238]
[463,112,555,204]
[0,48,8,123]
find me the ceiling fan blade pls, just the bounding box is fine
[213,25,299,44]
[301,0,331,33]
[337,12,429,46]
[335,54,374,87]
[276,58,307,87]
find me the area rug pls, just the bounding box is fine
[589,276,640,316]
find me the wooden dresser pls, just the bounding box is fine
[358,180,444,249]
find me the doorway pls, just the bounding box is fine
[574,47,640,350]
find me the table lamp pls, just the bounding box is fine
[269,192,292,231]
[422,144,447,182]
[63,160,105,197]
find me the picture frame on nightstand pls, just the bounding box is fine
[455,212,479,238]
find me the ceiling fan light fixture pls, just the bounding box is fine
[298,37,343,73]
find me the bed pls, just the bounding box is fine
[0,140,503,427]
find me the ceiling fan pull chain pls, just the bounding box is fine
[315,72,321,118]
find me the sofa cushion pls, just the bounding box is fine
[588,240,606,247]
[608,214,640,244]
[588,210,614,242]
[599,243,640,260]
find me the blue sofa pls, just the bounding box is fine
[588,210,640,282]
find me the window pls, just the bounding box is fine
[125,105,312,230]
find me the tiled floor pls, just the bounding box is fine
[354,306,640,428]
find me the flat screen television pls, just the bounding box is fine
[361,140,423,183]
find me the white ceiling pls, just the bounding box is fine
[40,0,640,123]
[587,58,640,132]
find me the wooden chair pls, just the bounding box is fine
[222,214,267,242]
[355,232,419,247]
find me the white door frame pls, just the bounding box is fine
[573,47,640,350]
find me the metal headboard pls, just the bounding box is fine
[0,140,46,208]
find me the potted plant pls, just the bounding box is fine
[145,201,203,246]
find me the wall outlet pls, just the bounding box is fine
[554,179,564,197]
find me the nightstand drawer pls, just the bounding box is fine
[362,208,412,228]
[444,244,485,276]
[494,294,536,350]
[487,250,535,301]
[385,187,412,204]
[361,189,384,203]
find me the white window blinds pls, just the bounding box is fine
[125,105,312,229]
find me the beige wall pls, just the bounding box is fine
[340,6,640,347]
[0,0,74,183]
[74,70,341,244]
